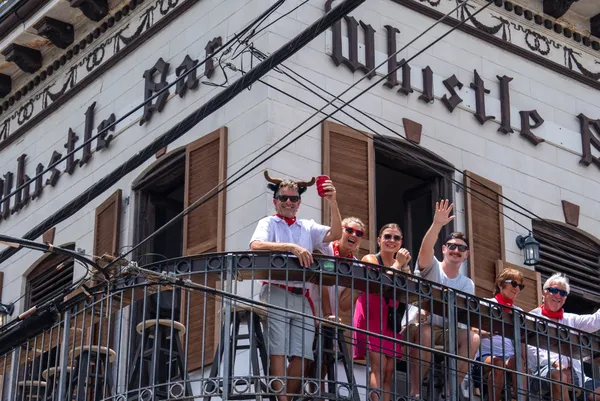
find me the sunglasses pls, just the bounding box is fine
[382,234,402,242]
[344,226,364,238]
[546,287,568,297]
[276,195,300,203]
[445,243,469,252]
[504,280,525,290]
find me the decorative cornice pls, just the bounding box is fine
[487,0,599,50]
[395,0,600,91]
[0,0,198,150]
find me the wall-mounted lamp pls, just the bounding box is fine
[0,303,13,316]
[516,233,540,266]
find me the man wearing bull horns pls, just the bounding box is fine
[250,170,342,401]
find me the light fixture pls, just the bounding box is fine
[516,233,540,266]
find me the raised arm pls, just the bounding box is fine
[418,200,455,271]
[321,179,342,243]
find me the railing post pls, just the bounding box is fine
[221,254,234,401]
[513,310,525,401]
[57,309,72,401]
[447,290,458,401]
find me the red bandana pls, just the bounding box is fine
[275,214,296,226]
[494,293,514,313]
[541,304,564,321]
[333,241,353,259]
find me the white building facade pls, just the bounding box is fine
[0,0,599,390]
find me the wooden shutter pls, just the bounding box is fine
[182,127,227,371]
[464,171,505,297]
[495,260,541,312]
[93,190,122,348]
[322,121,375,258]
[532,220,600,303]
[94,190,122,258]
[322,121,375,357]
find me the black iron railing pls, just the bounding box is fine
[0,252,598,401]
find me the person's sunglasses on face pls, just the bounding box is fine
[276,195,300,203]
[382,233,402,242]
[546,287,568,297]
[445,242,468,252]
[344,226,364,237]
[504,279,525,290]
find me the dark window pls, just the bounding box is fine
[25,245,75,309]
[533,219,600,313]
[374,137,454,268]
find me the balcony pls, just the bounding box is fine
[0,252,598,401]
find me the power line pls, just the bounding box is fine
[245,60,600,275]
[0,0,289,205]
[103,0,493,272]
[0,0,363,265]
[263,58,600,260]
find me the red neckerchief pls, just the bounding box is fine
[494,293,514,313]
[541,304,564,320]
[332,241,353,259]
[275,214,296,226]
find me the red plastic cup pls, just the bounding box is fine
[316,175,329,197]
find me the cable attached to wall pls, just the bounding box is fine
[101,0,495,273]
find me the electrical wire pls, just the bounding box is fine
[103,0,480,272]
[0,0,289,205]
[249,62,600,259]
[241,53,600,274]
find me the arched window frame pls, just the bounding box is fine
[533,219,600,303]
[25,243,75,309]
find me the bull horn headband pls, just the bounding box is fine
[264,170,315,196]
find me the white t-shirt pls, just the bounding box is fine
[477,297,523,359]
[526,307,600,386]
[310,242,356,317]
[413,257,475,327]
[249,215,330,287]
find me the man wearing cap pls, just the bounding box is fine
[249,170,342,401]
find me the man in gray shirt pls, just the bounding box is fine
[407,200,480,399]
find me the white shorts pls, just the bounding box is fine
[259,284,315,360]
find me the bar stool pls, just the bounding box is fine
[69,345,117,401]
[41,367,74,396]
[204,304,269,401]
[127,319,191,400]
[309,321,360,401]
[17,380,47,400]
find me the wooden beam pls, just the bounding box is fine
[0,75,10,98]
[34,17,74,49]
[1,44,42,74]
[543,0,579,19]
[592,13,600,38]
[69,0,108,22]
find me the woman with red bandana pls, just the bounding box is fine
[308,217,365,388]
[528,273,600,401]
[344,223,411,401]
[314,216,365,321]
[473,268,527,401]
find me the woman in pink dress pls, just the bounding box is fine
[353,223,411,401]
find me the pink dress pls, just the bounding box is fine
[353,259,403,359]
